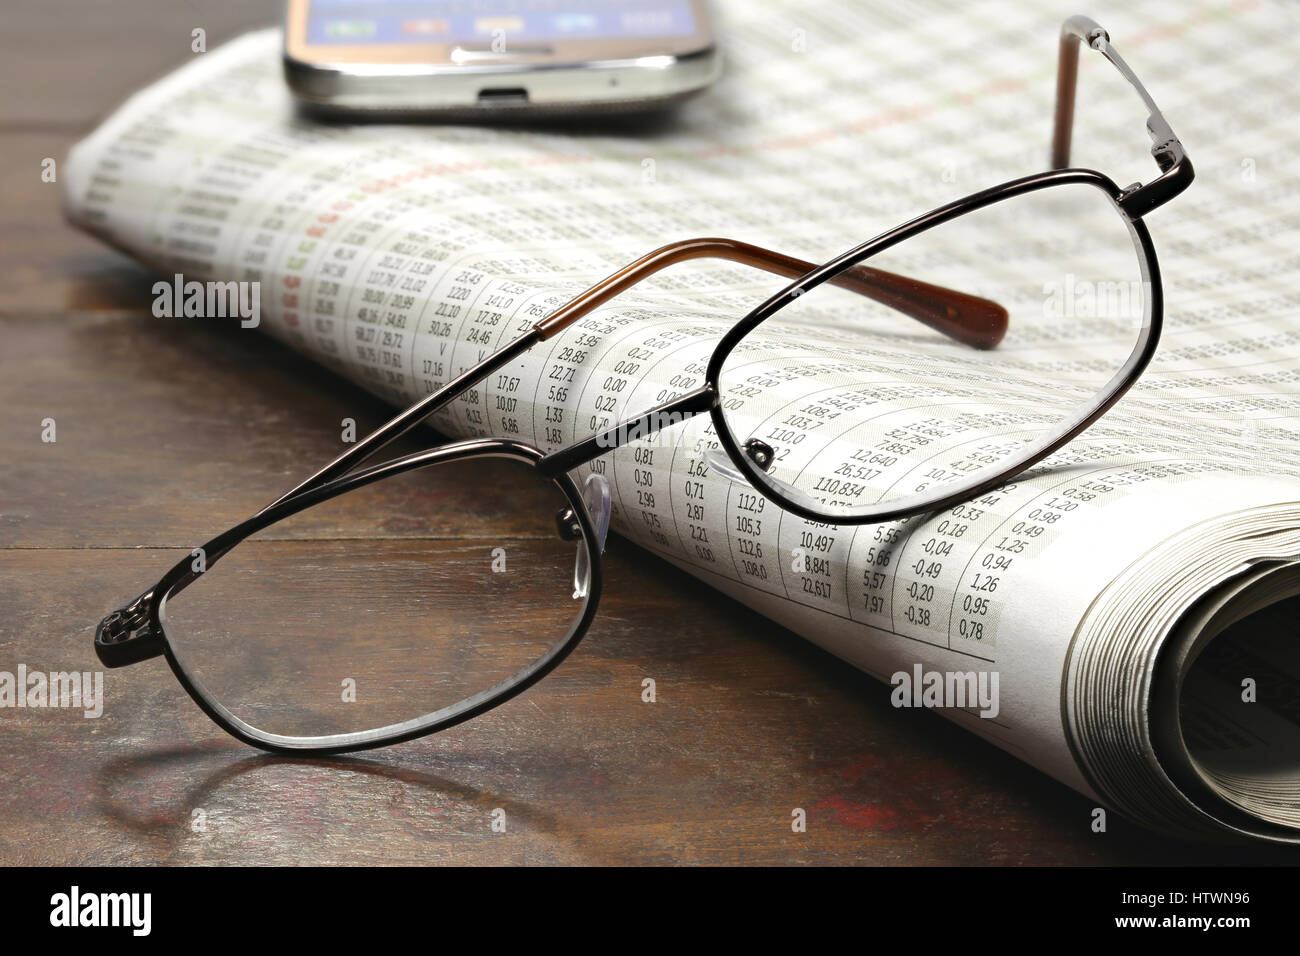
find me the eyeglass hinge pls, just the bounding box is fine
[1117,147,1195,219]
[95,590,165,668]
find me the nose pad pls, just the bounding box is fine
[704,446,812,510]
[704,447,748,483]
[582,473,612,552]
[704,442,776,484]
[569,473,610,600]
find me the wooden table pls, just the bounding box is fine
[1,0,1292,866]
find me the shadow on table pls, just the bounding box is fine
[93,743,622,865]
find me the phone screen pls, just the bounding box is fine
[305,0,699,46]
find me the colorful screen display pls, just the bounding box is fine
[306,0,698,45]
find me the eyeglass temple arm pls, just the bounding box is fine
[262,236,1009,510]
[533,237,1008,350]
[1051,15,1193,217]
[264,330,542,511]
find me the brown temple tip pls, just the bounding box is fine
[532,237,1010,350]
[833,264,1009,350]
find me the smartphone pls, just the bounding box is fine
[283,0,720,117]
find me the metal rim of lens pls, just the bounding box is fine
[148,439,604,754]
[704,168,1163,525]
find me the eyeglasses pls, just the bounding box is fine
[96,16,1191,754]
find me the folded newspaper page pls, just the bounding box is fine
[63,0,1300,841]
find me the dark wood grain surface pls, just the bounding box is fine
[1,0,1294,866]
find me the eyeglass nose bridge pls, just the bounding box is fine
[556,473,610,600]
